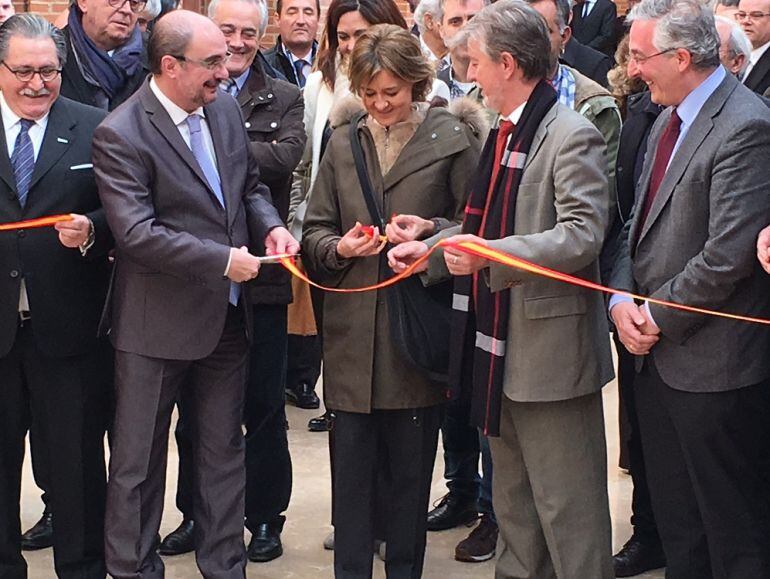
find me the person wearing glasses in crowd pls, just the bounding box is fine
[0,13,112,579]
[737,0,770,92]
[92,9,297,578]
[60,0,149,110]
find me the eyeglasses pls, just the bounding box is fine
[107,0,147,13]
[628,47,676,65]
[735,10,770,20]
[1,61,61,82]
[171,52,232,70]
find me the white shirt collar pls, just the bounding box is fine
[149,76,205,126]
[0,91,49,130]
[503,101,526,125]
[750,39,770,65]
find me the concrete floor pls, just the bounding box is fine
[20,371,665,578]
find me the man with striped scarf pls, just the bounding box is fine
[388,1,615,577]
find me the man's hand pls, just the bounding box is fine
[385,214,434,244]
[227,246,261,282]
[265,226,300,256]
[443,234,489,275]
[757,224,770,274]
[55,214,92,248]
[337,222,387,259]
[611,301,660,355]
[387,241,430,274]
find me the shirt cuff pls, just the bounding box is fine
[608,293,632,315]
[224,249,233,277]
[643,301,656,327]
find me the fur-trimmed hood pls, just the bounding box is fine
[328,94,490,140]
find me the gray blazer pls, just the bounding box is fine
[426,103,615,402]
[610,72,770,392]
[93,79,283,360]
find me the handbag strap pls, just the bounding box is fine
[349,113,385,231]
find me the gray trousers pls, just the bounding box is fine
[105,307,249,579]
[489,391,613,579]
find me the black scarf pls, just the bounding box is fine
[68,7,143,101]
[449,80,558,436]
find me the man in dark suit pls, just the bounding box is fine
[0,14,112,579]
[737,0,770,93]
[157,0,306,563]
[561,37,613,87]
[262,0,319,87]
[92,10,298,578]
[571,0,617,54]
[610,0,770,576]
[60,0,150,110]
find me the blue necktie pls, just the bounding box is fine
[185,114,240,306]
[221,78,238,97]
[582,0,591,17]
[294,59,307,88]
[11,119,35,208]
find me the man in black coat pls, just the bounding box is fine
[738,0,770,94]
[262,0,319,87]
[60,0,150,110]
[561,36,613,87]
[0,14,112,579]
[571,0,617,54]
[157,0,306,564]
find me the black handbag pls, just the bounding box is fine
[349,116,452,383]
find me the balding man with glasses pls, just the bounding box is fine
[737,0,770,92]
[60,0,149,110]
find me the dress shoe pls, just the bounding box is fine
[427,493,478,532]
[286,382,320,409]
[455,514,497,562]
[308,410,334,432]
[158,520,195,556]
[613,536,666,577]
[21,511,53,551]
[248,521,283,562]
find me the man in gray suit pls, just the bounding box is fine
[610,0,770,575]
[92,10,298,579]
[389,2,614,577]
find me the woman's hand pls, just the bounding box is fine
[385,214,435,244]
[387,241,430,274]
[337,222,388,259]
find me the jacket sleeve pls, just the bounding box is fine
[92,123,231,284]
[648,120,770,343]
[247,88,307,183]
[485,123,609,291]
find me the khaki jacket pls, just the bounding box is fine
[302,100,485,413]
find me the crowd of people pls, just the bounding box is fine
[1,0,770,577]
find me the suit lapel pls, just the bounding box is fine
[523,106,556,172]
[27,100,74,195]
[745,49,770,91]
[141,85,223,209]
[0,114,17,195]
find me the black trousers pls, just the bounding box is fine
[174,304,292,527]
[635,357,770,579]
[614,334,659,544]
[105,306,249,579]
[0,322,110,579]
[333,405,443,579]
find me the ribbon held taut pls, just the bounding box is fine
[0,214,73,231]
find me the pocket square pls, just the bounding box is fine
[69,163,93,170]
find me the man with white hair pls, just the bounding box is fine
[715,13,752,75]
[414,0,450,68]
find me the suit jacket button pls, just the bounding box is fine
[17,229,25,237]
[9,270,19,278]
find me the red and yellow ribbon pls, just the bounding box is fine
[0,214,73,231]
[281,240,770,326]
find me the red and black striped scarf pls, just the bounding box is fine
[449,80,557,436]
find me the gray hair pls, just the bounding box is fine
[461,0,552,80]
[208,0,269,38]
[436,0,491,24]
[715,13,751,74]
[143,0,162,20]
[0,13,67,66]
[716,0,739,7]
[627,0,721,70]
[523,0,572,33]
[414,0,442,33]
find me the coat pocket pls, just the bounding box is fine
[523,294,587,319]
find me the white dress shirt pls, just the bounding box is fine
[1,91,50,314]
[743,39,770,81]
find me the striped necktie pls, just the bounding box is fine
[11,118,35,208]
